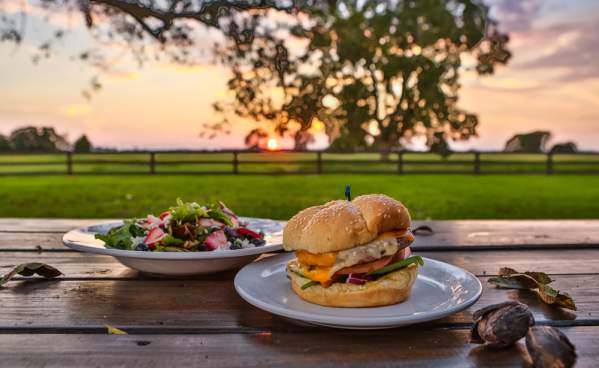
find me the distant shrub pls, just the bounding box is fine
[550,142,578,154]
[74,135,93,153]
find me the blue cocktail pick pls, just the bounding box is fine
[345,185,351,201]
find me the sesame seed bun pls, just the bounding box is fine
[283,194,411,254]
[287,263,418,307]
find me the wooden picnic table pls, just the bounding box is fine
[1,218,598,367]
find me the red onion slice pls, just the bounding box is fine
[346,273,367,285]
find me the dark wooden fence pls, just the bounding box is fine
[1,150,599,175]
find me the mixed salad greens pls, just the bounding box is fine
[95,199,266,252]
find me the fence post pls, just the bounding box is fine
[233,151,239,174]
[149,152,156,174]
[397,151,403,175]
[546,152,553,175]
[316,151,322,174]
[66,152,73,175]
[474,151,481,175]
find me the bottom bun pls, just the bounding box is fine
[287,263,418,308]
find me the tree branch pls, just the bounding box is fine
[87,0,298,42]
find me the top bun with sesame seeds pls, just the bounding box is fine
[283,194,411,254]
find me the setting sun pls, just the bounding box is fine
[266,138,279,151]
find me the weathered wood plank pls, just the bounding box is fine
[0,233,67,250]
[0,275,596,330]
[0,327,597,368]
[1,249,598,278]
[413,220,599,250]
[2,219,599,251]
[0,219,115,233]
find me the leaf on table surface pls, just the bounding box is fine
[489,267,576,311]
[488,274,539,290]
[537,284,577,311]
[499,267,553,284]
[0,263,62,287]
[106,325,128,335]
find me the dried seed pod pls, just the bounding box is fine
[526,326,576,368]
[470,301,535,348]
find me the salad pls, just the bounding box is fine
[95,199,266,252]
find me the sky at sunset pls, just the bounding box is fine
[1,0,598,151]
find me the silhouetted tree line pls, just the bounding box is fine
[0,126,93,153]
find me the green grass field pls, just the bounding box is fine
[0,174,598,220]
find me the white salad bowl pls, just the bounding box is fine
[63,217,285,276]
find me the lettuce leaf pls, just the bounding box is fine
[95,220,144,250]
[160,234,184,247]
[154,245,188,252]
[207,204,234,227]
[169,198,209,223]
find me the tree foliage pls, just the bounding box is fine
[9,127,69,152]
[1,0,295,97]
[213,0,511,155]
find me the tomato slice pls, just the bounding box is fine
[334,247,412,276]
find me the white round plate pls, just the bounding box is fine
[235,253,482,329]
[63,217,285,276]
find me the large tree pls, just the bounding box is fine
[212,0,510,156]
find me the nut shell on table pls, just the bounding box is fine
[526,326,576,368]
[470,301,535,348]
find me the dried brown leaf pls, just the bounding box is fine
[0,263,62,287]
[490,268,575,311]
[488,274,539,290]
[537,284,577,311]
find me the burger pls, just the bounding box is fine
[283,194,422,308]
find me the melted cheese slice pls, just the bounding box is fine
[295,264,332,284]
[296,250,337,267]
[292,230,414,284]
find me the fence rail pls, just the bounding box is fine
[1,150,599,176]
